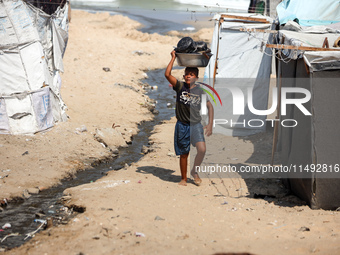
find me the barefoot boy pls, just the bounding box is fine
[165,50,214,186]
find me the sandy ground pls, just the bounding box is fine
[0,10,184,199]
[1,10,340,255]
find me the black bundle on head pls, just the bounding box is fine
[175,37,197,53]
[195,41,208,52]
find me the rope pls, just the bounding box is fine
[242,27,299,63]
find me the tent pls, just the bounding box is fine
[272,0,340,209]
[204,13,274,136]
[0,0,69,134]
[276,0,340,26]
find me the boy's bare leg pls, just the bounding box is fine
[191,141,206,185]
[179,153,189,186]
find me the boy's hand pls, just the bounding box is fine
[204,124,212,136]
[171,50,176,59]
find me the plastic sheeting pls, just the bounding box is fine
[267,7,340,208]
[281,20,340,34]
[0,0,69,134]
[277,59,340,210]
[304,52,340,72]
[275,22,340,209]
[277,0,340,26]
[204,13,274,136]
[276,26,340,60]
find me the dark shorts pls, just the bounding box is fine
[174,121,205,155]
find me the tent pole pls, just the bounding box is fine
[213,17,224,88]
[271,51,282,166]
[309,71,316,165]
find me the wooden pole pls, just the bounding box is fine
[322,37,329,48]
[213,17,224,88]
[240,28,278,33]
[220,14,270,23]
[266,44,340,51]
[271,52,282,166]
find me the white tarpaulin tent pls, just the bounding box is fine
[204,13,274,136]
[0,0,69,134]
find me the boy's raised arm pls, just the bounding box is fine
[165,50,178,88]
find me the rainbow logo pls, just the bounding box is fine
[197,82,222,106]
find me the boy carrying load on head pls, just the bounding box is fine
[165,50,214,186]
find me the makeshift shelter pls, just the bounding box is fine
[0,0,69,134]
[204,13,274,136]
[276,0,340,26]
[270,0,340,210]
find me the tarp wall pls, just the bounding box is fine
[0,0,68,134]
[204,13,273,136]
[274,22,340,209]
[277,52,340,210]
[277,0,340,26]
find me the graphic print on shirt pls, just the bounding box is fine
[179,91,201,107]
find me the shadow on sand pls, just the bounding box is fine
[136,166,196,185]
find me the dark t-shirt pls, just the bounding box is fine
[173,80,204,124]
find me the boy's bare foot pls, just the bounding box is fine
[193,177,202,186]
[178,179,187,186]
[191,171,202,186]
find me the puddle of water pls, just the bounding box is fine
[0,68,177,249]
